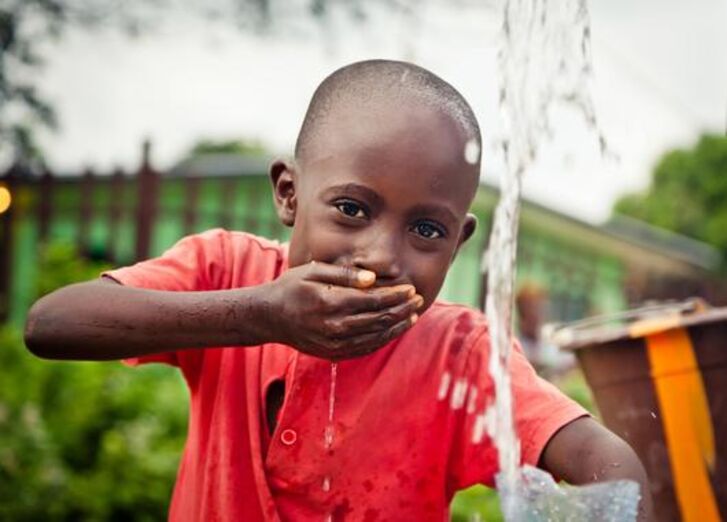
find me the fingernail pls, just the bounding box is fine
[406,286,416,297]
[414,295,424,308]
[357,270,376,285]
[411,313,419,325]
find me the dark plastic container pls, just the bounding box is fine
[550,300,726,522]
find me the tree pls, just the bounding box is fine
[189,138,269,158]
[1,1,60,165]
[1,1,170,166]
[0,0,383,167]
[0,243,189,520]
[613,134,727,268]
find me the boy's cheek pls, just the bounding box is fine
[415,258,452,306]
[289,221,357,269]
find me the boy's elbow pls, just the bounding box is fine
[24,296,67,360]
[24,299,52,358]
[607,433,649,483]
[542,417,653,521]
[541,417,651,490]
[24,279,121,360]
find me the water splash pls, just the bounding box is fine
[324,362,338,450]
[496,465,641,521]
[481,0,637,520]
[497,0,608,175]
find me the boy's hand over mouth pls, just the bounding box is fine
[262,262,423,360]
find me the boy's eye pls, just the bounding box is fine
[411,221,446,240]
[335,200,367,219]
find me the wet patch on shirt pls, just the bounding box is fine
[331,498,353,521]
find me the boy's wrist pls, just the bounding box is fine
[231,283,282,347]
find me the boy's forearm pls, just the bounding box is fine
[540,417,654,522]
[24,279,273,361]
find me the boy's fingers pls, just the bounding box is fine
[342,285,417,313]
[346,314,418,357]
[305,262,376,288]
[334,295,423,336]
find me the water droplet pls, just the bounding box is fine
[472,412,487,444]
[464,139,480,165]
[437,371,451,400]
[324,363,337,449]
[450,378,469,410]
[324,426,334,448]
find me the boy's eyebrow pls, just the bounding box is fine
[321,183,385,207]
[407,203,459,226]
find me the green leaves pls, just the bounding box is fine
[613,134,727,271]
[0,243,187,520]
[0,324,189,520]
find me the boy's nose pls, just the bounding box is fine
[353,234,404,283]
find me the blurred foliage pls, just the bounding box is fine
[0,242,188,520]
[614,134,727,269]
[36,242,112,297]
[452,484,503,521]
[188,138,269,158]
[0,0,389,166]
[555,369,597,415]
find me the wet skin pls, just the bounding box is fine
[263,100,478,358]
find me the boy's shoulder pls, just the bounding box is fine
[187,227,287,266]
[192,228,285,254]
[191,228,288,288]
[106,229,287,292]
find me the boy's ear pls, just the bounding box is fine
[269,159,297,227]
[453,213,478,259]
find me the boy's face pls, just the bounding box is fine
[271,99,478,312]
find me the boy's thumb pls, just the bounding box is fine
[354,268,376,287]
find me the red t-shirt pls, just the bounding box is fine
[103,228,587,521]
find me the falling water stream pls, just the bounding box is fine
[479,0,640,520]
[323,362,337,521]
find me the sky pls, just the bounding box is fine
[33,0,727,223]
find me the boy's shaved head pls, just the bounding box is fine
[295,59,481,171]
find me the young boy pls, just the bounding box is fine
[25,60,652,521]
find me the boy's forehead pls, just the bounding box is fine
[301,99,478,211]
[319,96,463,144]
[306,99,476,172]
